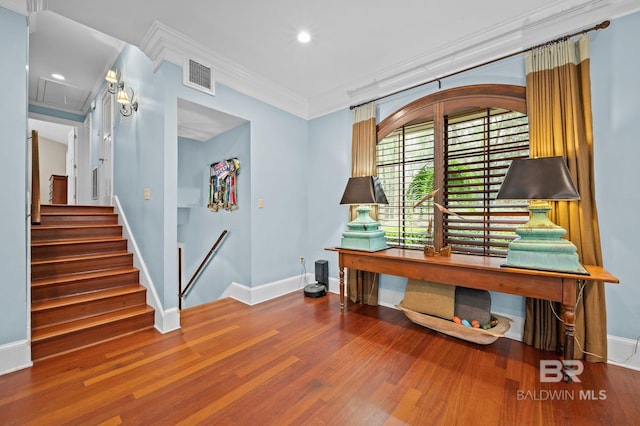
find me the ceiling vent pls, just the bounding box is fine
[184,58,215,95]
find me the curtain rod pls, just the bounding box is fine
[349,20,610,110]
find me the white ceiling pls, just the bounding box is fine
[177,99,248,142]
[28,11,123,116]
[4,0,640,124]
[28,118,73,144]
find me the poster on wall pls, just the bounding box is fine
[208,158,240,212]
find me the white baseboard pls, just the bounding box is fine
[221,281,252,304]
[500,314,524,342]
[222,273,313,305]
[0,339,32,375]
[113,196,180,334]
[155,308,181,334]
[326,276,340,295]
[607,335,640,371]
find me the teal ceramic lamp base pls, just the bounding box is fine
[503,201,588,275]
[341,205,388,252]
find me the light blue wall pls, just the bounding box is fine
[244,96,309,285]
[591,13,640,339]
[177,123,252,307]
[106,43,309,310]
[307,108,352,279]
[0,7,28,345]
[109,44,172,307]
[309,12,640,339]
[168,69,310,288]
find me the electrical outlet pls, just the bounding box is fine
[299,256,304,264]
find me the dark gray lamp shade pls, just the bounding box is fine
[496,156,580,200]
[340,176,389,205]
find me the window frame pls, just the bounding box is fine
[376,84,528,255]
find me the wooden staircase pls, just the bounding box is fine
[31,204,155,361]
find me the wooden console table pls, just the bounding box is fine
[326,247,618,365]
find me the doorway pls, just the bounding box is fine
[176,98,250,308]
[28,116,89,205]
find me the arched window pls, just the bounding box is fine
[376,84,529,256]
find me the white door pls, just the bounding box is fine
[75,116,91,204]
[100,92,113,205]
[65,128,76,205]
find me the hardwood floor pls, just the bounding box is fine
[1,291,638,425]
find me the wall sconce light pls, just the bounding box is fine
[105,69,139,116]
[116,86,138,117]
[105,69,122,94]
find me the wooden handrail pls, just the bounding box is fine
[179,229,228,309]
[31,130,42,225]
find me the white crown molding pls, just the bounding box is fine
[15,0,637,120]
[0,0,50,15]
[136,1,639,120]
[0,0,27,15]
[139,20,309,119]
[310,0,640,118]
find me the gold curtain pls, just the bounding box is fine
[524,35,607,361]
[348,102,379,304]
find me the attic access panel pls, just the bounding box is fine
[37,77,91,113]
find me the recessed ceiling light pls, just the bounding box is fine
[51,73,65,80]
[297,31,311,44]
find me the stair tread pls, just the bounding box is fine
[32,305,154,341]
[42,204,113,207]
[31,236,126,246]
[31,267,139,287]
[30,205,154,360]
[41,211,118,216]
[32,224,122,230]
[32,285,146,311]
[31,225,123,238]
[31,251,131,265]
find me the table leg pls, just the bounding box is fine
[563,304,576,382]
[339,267,345,312]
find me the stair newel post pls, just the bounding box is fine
[31,130,42,225]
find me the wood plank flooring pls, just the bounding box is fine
[1,292,638,425]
